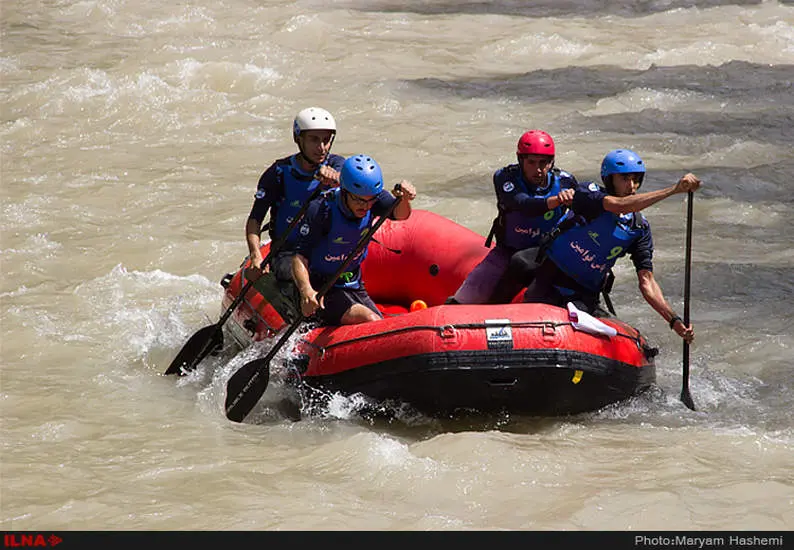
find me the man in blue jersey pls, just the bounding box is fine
[245,107,345,283]
[448,130,578,304]
[292,155,417,326]
[523,149,700,342]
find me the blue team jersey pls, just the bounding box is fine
[294,188,397,289]
[492,166,578,250]
[248,153,345,245]
[545,181,654,291]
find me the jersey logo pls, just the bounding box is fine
[503,181,515,193]
[332,236,350,245]
[588,231,600,245]
[299,223,310,236]
[255,189,266,199]
[588,182,599,192]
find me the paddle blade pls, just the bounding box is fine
[680,387,696,411]
[164,324,223,376]
[224,358,271,423]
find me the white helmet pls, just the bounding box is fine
[292,107,336,143]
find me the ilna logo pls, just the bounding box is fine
[3,534,62,547]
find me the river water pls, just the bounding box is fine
[2,0,792,532]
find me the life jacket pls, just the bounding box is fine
[308,188,372,289]
[545,210,647,292]
[271,155,327,244]
[486,168,571,250]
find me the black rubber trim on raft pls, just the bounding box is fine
[296,348,657,417]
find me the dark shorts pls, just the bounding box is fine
[523,260,612,318]
[317,286,382,326]
[269,250,295,282]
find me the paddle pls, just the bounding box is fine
[224,188,403,423]
[680,191,696,411]
[164,183,326,376]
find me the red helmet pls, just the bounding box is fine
[516,130,555,156]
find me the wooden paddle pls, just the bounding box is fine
[224,189,402,423]
[164,183,326,376]
[680,191,696,411]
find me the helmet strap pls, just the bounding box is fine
[296,150,318,170]
[339,189,356,218]
[605,175,615,195]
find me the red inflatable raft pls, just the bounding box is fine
[220,210,657,417]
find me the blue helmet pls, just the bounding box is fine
[600,149,646,189]
[340,154,383,196]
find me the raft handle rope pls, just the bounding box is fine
[296,320,647,355]
[370,238,402,254]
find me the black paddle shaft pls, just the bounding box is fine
[680,191,696,411]
[164,183,326,375]
[224,189,404,423]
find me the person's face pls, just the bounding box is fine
[611,173,643,197]
[298,130,334,164]
[344,191,377,218]
[519,154,554,185]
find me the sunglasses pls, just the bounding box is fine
[347,192,378,206]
